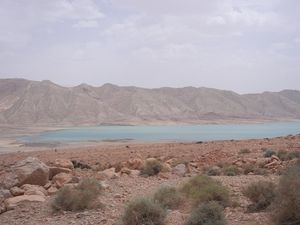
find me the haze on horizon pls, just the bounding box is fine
[0,0,300,94]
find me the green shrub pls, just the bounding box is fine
[243,181,276,212]
[51,178,102,211]
[181,175,229,207]
[239,148,251,154]
[222,165,240,176]
[121,198,166,225]
[184,201,227,225]
[140,159,162,177]
[153,186,182,209]
[272,160,300,224]
[263,149,276,158]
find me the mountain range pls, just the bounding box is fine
[0,78,299,126]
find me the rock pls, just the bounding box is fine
[265,160,281,169]
[0,189,12,203]
[161,163,172,172]
[0,172,19,189]
[129,170,140,178]
[98,168,119,179]
[44,182,52,190]
[54,159,74,169]
[120,167,131,175]
[10,187,24,196]
[21,184,47,196]
[71,160,91,169]
[172,164,187,176]
[49,167,72,180]
[5,195,46,210]
[47,186,58,195]
[0,203,6,214]
[12,157,49,186]
[52,172,73,188]
[271,155,280,161]
[125,159,143,170]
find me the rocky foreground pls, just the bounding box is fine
[0,135,300,225]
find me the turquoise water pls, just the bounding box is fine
[21,122,300,143]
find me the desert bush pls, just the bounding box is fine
[243,181,275,212]
[263,149,276,158]
[153,186,182,209]
[243,164,268,175]
[184,201,227,225]
[277,150,300,161]
[272,160,300,224]
[121,197,166,225]
[51,178,102,211]
[181,175,229,207]
[140,159,162,177]
[204,166,222,176]
[239,148,251,154]
[222,165,240,176]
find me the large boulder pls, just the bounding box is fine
[12,157,49,186]
[49,167,72,180]
[52,172,73,188]
[54,159,74,169]
[21,184,47,196]
[5,195,45,210]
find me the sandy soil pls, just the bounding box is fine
[0,134,300,225]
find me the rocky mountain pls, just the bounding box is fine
[0,78,299,126]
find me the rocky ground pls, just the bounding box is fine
[0,134,300,225]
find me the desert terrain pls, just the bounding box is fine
[0,134,299,225]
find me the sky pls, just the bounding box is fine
[0,0,300,93]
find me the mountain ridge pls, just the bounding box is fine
[0,78,299,126]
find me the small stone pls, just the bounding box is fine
[10,187,25,196]
[53,159,74,169]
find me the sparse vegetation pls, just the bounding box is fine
[204,166,222,176]
[181,175,230,207]
[153,186,182,209]
[222,165,240,176]
[140,159,163,177]
[120,198,166,225]
[51,178,102,211]
[263,149,276,158]
[239,148,251,154]
[243,181,276,212]
[272,160,300,225]
[276,150,300,161]
[184,201,227,225]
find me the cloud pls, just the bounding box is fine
[73,20,99,28]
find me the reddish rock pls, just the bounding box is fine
[49,167,72,180]
[12,157,49,186]
[52,172,73,188]
[53,159,74,170]
[5,195,46,210]
[21,184,47,196]
[10,187,24,196]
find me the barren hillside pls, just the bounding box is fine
[0,79,299,125]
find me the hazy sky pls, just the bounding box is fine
[0,0,300,93]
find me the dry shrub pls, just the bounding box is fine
[243,181,275,212]
[272,160,300,224]
[204,166,222,176]
[222,165,240,176]
[263,149,276,158]
[181,175,229,207]
[153,186,182,209]
[51,178,102,211]
[277,150,300,161]
[140,159,162,177]
[184,201,227,225]
[121,198,166,225]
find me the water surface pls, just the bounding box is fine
[21,122,300,143]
